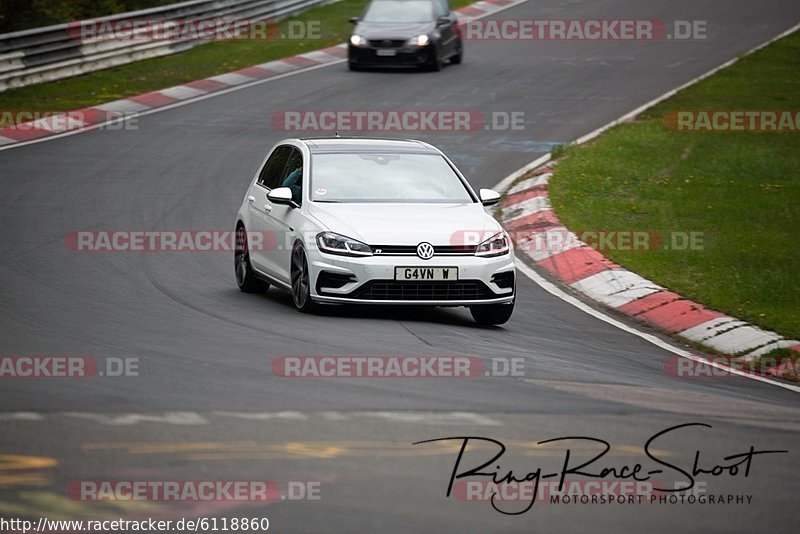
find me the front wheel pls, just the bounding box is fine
[450,41,463,64]
[470,301,514,326]
[426,47,444,71]
[291,245,317,313]
[235,226,268,293]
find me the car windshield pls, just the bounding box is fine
[310,153,474,203]
[362,0,433,23]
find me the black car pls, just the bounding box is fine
[348,0,463,71]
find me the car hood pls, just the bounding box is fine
[353,21,436,40]
[308,202,503,246]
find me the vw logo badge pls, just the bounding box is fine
[416,242,435,260]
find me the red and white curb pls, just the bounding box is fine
[0,0,528,149]
[0,44,349,147]
[499,163,800,377]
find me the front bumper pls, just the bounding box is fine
[308,251,515,306]
[348,44,433,67]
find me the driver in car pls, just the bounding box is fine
[282,167,302,203]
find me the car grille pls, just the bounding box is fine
[371,245,477,256]
[349,280,495,301]
[368,39,406,48]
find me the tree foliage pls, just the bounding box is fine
[1,0,178,33]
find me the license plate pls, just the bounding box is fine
[376,48,397,56]
[395,267,458,281]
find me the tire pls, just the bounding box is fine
[470,300,514,326]
[235,225,268,293]
[348,61,360,71]
[427,47,443,71]
[450,41,463,64]
[291,244,317,313]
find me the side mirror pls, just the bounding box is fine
[436,16,450,26]
[479,188,501,206]
[267,187,296,207]
[349,17,359,24]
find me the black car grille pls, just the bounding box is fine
[349,280,495,301]
[371,245,477,256]
[368,39,406,48]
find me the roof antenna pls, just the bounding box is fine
[334,131,340,138]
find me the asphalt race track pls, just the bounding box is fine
[1,0,799,532]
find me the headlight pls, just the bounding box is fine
[316,232,373,257]
[407,34,430,46]
[475,232,510,257]
[350,34,367,46]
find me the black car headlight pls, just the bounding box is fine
[406,34,430,46]
[350,34,367,47]
[475,232,510,257]
[317,232,373,257]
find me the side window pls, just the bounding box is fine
[257,145,292,189]
[279,148,304,205]
[436,0,449,17]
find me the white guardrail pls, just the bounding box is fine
[0,0,334,92]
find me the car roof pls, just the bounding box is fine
[299,137,440,154]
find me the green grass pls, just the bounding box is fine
[548,31,800,342]
[0,0,473,113]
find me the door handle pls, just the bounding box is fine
[247,196,255,204]
[264,204,272,213]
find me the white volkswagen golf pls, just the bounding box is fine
[234,138,516,325]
